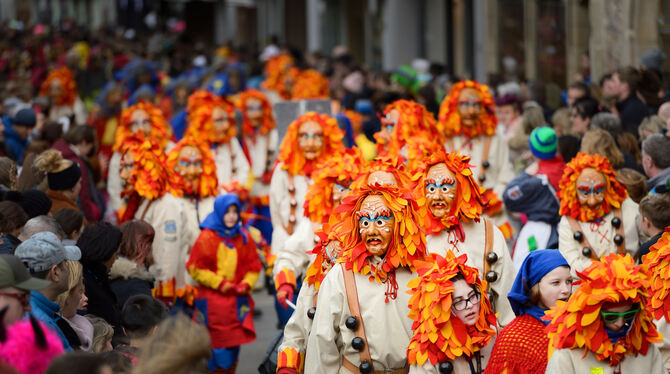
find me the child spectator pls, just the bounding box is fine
[85,315,114,353]
[45,352,113,374]
[116,295,167,365]
[636,193,670,260]
[0,201,28,254]
[53,208,85,244]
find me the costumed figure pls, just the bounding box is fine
[556,152,640,276]
[350,156,413,191]
[485,249,571,374]
[641,227,670,370]
[304,183,426,373]
[186,194,262,373]
[545,254,664,373]
[438,81,515,239]
[107,102,172,220]
[117,134,187,304]
[413,149,516,326]
[183,89,250,190]
[290,69,330,100]
[261,54,295,103]
[86,82,123,173]
[270,111,344,326]
[407,251,498,374]
[237,89,279,243]
[39,66,86,125]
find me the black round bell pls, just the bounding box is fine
[612,217,621,228]
[614,234,624,246]
[582,247,592,257]
[438,361,454,374]
[359,361,373,374]
[573,231,584,242]
[486,252,498,264]
[345,316,358,330]
[352,337,365,351]
[485,271,498,283]
[482,161,490,169]
[478,174,486,183]
[307,307,316,320]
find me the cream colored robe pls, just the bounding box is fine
[654,318,670,372]
[426,220,516,326]
[546,346,665,374]
[305,263,414,373]
[269,164,311,262]
[245,129,278,199]
[135,193,188,291]
[558,197,641,277]
[213,139,250,188]
[273,219,319,280]
[278,281,318,360]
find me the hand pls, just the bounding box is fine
[276,284,294,309]
[219,280,234,293]
[235,282,250,295]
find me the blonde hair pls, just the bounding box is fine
[638,115,665,142]
[132,314,211,374]
[55,260,83,307]
[580,129,624,169]
[34,149,74,174]
[617,168,647,204]
[85,314,114,353]
[551,107,571,136]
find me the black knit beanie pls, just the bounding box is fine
[47,162,81,191]
[2,190,52,218]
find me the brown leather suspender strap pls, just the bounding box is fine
[566,217,598,260]
[283,174,297,235]
[613,208,626,255]
[481,136,492,171]
[139,199,154,221]
[481,218,494,291]
[342,268,373,370]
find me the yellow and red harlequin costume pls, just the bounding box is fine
[304,183,426,372]
[413,149,516,326]
[438,81,515,238]
[186,194,262,372]
[270,112,344,326]
[556,153,640,276]
[184,89,250,189]
[107,101,172,217]
[116,134,188,303]
[237,89,278,243]
[290,69,330,100]
[40,66,86,125]
[407,251,497,371]
[375,99,444,160]
[545,254,663,372]
[641,227,670,368]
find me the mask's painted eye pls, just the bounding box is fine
[360,219,370,228]
[375,219,385,227]
[426,185,436,193]
[441,186,449,193]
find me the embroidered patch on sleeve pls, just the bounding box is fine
[506,185,523,200]
[164,220,177,234]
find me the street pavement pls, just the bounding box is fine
[238,287,282,373]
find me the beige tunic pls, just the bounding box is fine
[305,263,414,373]
[245,129,279,199]
[213,139,250,188]
[269,165,311,259]
[426,221,516,326]
[278,281,318,359]
[546,346,665,374]
[558,197,641,277]
[654,318,670,372]
[135,193,188,290]
[274,219,319,280]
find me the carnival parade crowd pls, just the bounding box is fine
[0,21,670,374]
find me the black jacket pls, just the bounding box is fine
[108,256,154,311]
[82,260,124,341]
[616,94,651,135]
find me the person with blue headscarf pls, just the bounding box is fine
[186,194,263,373]
[484,249,571,374]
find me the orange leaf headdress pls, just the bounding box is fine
[349,156,413,191]
[166,136,218,197]
[412,150,486,234]
[276,112,345,177]
[642,227,670,322]
[39,66,77,107]
[375,100,444,159]
[336,184,426,284]
[437,80,497,138]
[184,89,237,145]
[557,152,627,222]
[305,226,344,291]
[303,148,365,224]
[291,69,329,100]
[407,251,497,366]
[545,254,661,366]
[262,54,295,92]
[237,89,276,136]
[113,102,170,152]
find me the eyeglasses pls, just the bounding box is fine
[452,291,480,311]
[600,306,639,323]
[0,291,29,307]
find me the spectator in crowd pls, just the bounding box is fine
[550,107,571,136]
[55,259,93,351]
[4,107,36,163]
[569,97,599,136]
[116,294,167,365]
[0,314,65,374]
[566,81,591,106]
[77,222,124,342]
[0,157,17,190]
[53,208,85,244]
[641,133,670,192]
[616,168,648,204]
[636,194,670,260]
[612,66,650,134]
[2,189,53,218]
[85,315,114,353]
[0,201,29,254]
[495,93,523,141]
[18,215,65,242]
[45,352,113,374]
[0,253,50,325]
[109,220,155,311]
[580,129,642,172]
[34,149,83,215]
[14,231,81,350]
[638,114,666,142]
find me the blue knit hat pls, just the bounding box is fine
[529,126,557,160]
